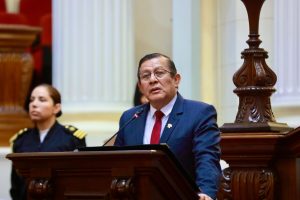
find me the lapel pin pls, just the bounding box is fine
[167,123,172,128]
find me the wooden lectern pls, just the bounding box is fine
[7,145,199,200]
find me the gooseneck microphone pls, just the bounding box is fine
[102,108,144,146]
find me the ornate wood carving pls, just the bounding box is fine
[221,0,291,132]
[0,25,40,146]
[217,132,281,199]
[110,177,135,199]
[110,167,135,199]
[219,168,275,200]
[218,127,300,200]
[28,179,53,200]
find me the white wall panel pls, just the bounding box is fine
[53,0,134,112]
[273,0,300,107]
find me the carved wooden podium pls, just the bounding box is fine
[7,145,199,200]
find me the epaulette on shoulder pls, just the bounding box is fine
[9,128,30,144]
[65,125,87,140]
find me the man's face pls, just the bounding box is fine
[138,56,181,109]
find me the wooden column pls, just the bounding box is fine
[221,0,291,132]
[0,25,40,146]
[217,0,299,199]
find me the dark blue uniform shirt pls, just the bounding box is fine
[10,121,87,200]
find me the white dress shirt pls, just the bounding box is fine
[39,129,49,143]
[143,94,177,144]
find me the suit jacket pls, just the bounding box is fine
[114,93,221,199]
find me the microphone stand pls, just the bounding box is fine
[102,108,144,146]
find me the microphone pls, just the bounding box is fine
[102,108,144,146]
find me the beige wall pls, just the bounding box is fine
[133,0,172,66]
[199,0,218,106]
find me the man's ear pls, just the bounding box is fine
[174,73,181,89]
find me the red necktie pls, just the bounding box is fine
[150,110,164,144]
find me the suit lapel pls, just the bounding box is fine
[134,104,149,144]
[160,94,184,143]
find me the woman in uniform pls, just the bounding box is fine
[10,84,87,200]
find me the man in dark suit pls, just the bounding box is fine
[114,53,221,200]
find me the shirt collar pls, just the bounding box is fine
[149,94,177,118]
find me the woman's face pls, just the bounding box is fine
[29,86,61,122]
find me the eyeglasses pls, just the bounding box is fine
[139,69,173,81]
